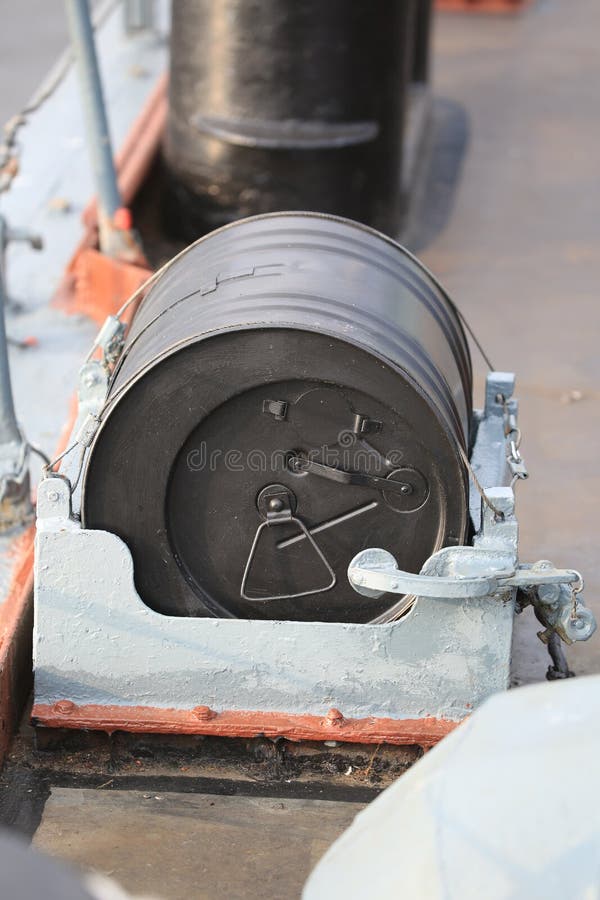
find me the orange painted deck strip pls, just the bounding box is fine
[0,527,35,762]
[32,703,461,749]
[0,398,79,764]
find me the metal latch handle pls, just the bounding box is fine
[347,548,596,644]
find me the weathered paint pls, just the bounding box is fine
[0,526,35,763]
[69,248,152,324]
[32,702,460,749]
[33,473,516,732]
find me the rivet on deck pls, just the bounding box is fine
[53,700,76,715]
[192,705,215,721]
[325,708,344,727]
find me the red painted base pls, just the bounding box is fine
[32,702,461,750]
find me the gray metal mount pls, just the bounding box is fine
[32,372,595,730]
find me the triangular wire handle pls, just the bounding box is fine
[240,515,337,602]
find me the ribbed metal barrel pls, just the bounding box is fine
[82,213,472,624]
[163,0,416,238]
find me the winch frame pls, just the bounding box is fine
[32,371,594,748]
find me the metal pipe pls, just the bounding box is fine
[0,216,33,530]
[165,0,416,239]
[64,0,122,251]
[0,218,21,446]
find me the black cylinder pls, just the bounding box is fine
[164,0,416,239]
[82,213,472,624]
[413,0,434,84]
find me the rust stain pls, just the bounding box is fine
[31,703,461,749]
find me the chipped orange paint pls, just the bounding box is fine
[0,528,35,762]
[69,248,152,325]
[31,702,461,749]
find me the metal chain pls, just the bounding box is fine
[497,392,529,487]
[570,572,584,621]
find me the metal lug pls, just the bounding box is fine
[93,315,126,365]
[37,474,72,521]
[78,360,109,415]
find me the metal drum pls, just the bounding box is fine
[82,213,472,623]
[164,0,416,238]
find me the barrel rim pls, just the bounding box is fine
[110,210,473,415]
[82,321,470,524]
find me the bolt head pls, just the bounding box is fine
[47,490,59,502]
[53,700,76,715]
[325,707,344,726]
[268,497,284,512]
[193,705,215,721]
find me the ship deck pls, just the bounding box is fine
[1,1,599,897]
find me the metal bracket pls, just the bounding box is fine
[349,543,596,644]
[89,315,126,367]
[78,360,109,415]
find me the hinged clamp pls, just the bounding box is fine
[348,548,596,645]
